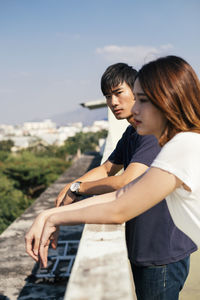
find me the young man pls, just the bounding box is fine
[56,63,197,299]
[56,64,154,205]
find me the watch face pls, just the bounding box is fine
[71,182,80,193]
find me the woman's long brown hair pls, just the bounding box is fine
[137,55,200,146]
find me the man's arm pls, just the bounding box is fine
[58,160,148,206]
[56,126,132,207]
[55,160,123,206]
[56,129,158,206]
[78,161,148,195]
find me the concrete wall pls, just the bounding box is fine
[64,115,137,300]
[65,224,136,300]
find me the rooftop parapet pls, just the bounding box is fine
[65,223,136,300]
[0,154,101,299]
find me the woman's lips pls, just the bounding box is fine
[134,120,142,126]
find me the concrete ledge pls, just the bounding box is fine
[64,120,136,300]
[0,154,101,300]
[65,223,136,300]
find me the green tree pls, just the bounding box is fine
[0,151,10,161]
[0,139,14,152]
[0,129,107,233]
[0,173,30,233]
[3,151,70,197]
[60,129,108,156]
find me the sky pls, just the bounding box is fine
[0,0,200,125]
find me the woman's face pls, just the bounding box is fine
[132,78,167,140]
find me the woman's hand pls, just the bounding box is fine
[25,212,47,262]
[39,217,58,268]
[25,211,60,265]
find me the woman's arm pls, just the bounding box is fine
[38,167,182,267]
[25,190,117,261]
[26,174,144,262]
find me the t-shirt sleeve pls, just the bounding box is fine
[130,134,160,167]
[108,125,160,167]
[151,132,200,191]
[108,127,129,165]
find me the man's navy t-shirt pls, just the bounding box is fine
[108,125,197,266]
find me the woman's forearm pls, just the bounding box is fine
[43,189,117,220]
[43,173,145,225]
[47,167,180,227]
[44,175,147,227]
[38,167,180,268]
[48,198,120,227]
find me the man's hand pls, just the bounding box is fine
[55,184,71,207]
[55,183,81,207]
[61,189,80,205]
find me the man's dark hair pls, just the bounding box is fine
[101,63,137,96]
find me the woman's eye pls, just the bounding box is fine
[140,98,148,103]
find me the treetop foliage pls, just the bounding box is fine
[0,129,107,233]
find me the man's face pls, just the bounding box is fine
[105,82,135,124]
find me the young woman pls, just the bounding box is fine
[26,55,200,270]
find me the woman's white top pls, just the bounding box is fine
[151,132,200,247]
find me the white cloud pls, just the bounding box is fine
[96,44,174,68]
[160,44,173,51]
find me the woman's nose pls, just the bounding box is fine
[132,101,138,115]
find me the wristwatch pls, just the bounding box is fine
[70,181,82,195]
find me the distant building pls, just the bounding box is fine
[10,136,38,152]
[23,119,56,131]
[0,124,15,135]
[0,111,110,151]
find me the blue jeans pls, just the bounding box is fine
[130,256,190,300]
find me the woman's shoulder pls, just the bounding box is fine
[173,131,200,140]
[152,132,200,178]
[165,131,200,149]
[155,131,200,162]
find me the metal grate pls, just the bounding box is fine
[35,240,79,278]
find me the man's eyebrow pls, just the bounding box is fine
[112,87,122,92]
[105,87,122,96]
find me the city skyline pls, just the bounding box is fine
[0,0,200,124]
